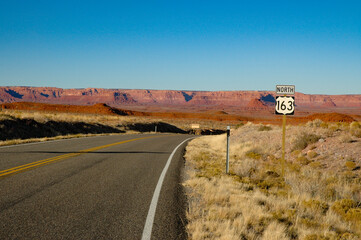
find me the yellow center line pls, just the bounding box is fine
[0,135,158,178]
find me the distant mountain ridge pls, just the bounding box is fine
[0,86,360,110]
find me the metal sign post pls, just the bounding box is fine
[191,123,200,135]
[226,126,230,174]
[281,114,286,177]
[275,85,295,177]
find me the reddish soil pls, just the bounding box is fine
[298,112,356,123]
[1,102,129,116]
[255,113,357,126]
[1,102,358,126]
[0,102,252,123]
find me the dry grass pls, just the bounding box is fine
[0,109,227,146]
[0,132,131,147]
[0,109,229,133]
[184,121,361,240]
[1,109,139,126]
[0,110,162,145]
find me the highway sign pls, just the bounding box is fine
[191,124,200,129]
[275,96,295,115]
[275,85,295,177]
[276,85,295,95]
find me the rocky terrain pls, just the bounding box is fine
[2,102,358,125]
[1,87,360,114]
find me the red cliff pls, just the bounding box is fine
[0,87,360,114]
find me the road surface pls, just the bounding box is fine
[0,134,192,239]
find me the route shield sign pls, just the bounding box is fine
[275,96,295,115]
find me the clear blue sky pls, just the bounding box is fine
[0,0,360,94]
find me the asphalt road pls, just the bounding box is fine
[0,134,192,239]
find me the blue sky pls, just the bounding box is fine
[0,0,360,94]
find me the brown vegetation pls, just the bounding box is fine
[184,121,361,239]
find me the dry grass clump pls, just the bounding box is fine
[350,121,361,138]
[184,121,361,240]
[0,109,230,135]
[345,161,357,170]
[292,132,321,151]
[258,124,272,131]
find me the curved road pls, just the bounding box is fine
[0,134,192,239]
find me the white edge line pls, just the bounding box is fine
[141,137,194,240]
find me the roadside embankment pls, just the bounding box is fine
[0,116,124,141]
[0,110,226,145]
[183,121,361,239]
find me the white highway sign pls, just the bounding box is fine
[275,96,295,115]
[191,124,200,129]
[276,85,295,95]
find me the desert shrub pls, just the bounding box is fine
[302,199,329,214]
[292,149,302,157]
[309,161,322,168]
[339,233,360,240]
[350,121,360,129]
[297,156,311,165]
[292,132,321,151]
[300,217,321,229]
[236,122,245,129]
[258,125,272,131]
[345,161,356,170]
[345,208,361,222]
[307,150,318,159]
[234,158,258,177]
[246,151,262,160]
[340,133,354,143]
[350,128,361,138]
[306,119,323,128]
[331,199,357,217]
[328,124,339,132]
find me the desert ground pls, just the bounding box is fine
[184,121,361,239]
[0,102,360,239]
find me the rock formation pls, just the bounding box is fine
[0,87,360,112]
